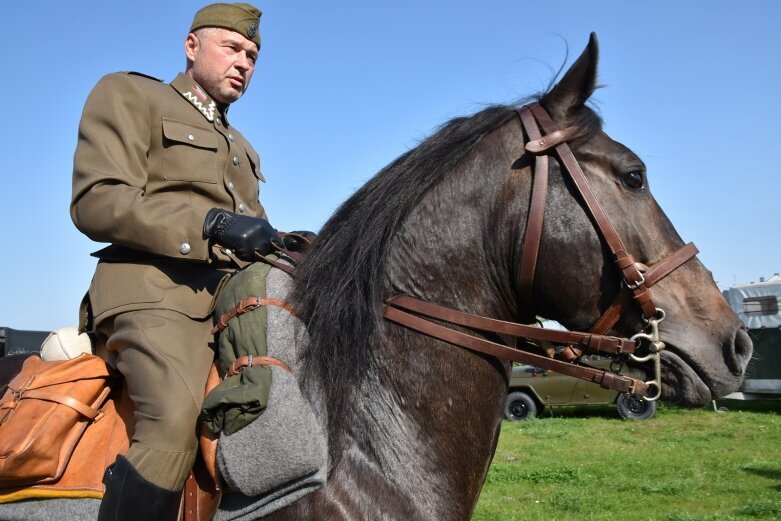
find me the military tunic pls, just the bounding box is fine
[72,72,266,324]
[71,71,266,490]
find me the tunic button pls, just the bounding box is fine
[228,182,235,190]
[238,203,246,213]
[188,134,195,141]
[179,242,191,255]
[233,156,240,166]
[228,133,234,142]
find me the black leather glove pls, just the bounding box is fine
[281,230,317,253]
[203,208,282,261]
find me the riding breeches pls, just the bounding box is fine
[98,309,215,491]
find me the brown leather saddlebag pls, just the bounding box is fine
[0,353,118,489]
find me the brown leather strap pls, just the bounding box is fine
[183,472,199,521]
[277,232,313,262]
[226,355,292,378]
[383,303,649,396]
[281,250,303,262]
[524,125,580,154]
[586,242,700,337]
[0,401,18,412]
[212,297,298,334]
[528,105,632,263]
[16,385,112,421]
[214,243,302,273]
[644,242,699,287]
[216,245,250,270]
[589,290,633,337]
[253,252,298,277]
[386,295,636,355]
[528,105,657,317]
[182,457,221,521]
[516,108,550,321]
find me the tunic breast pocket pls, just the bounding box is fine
[161,118,218,183]
[245,145,265,183]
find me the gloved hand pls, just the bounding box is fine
[203,208,282,260]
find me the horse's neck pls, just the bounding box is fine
[285,286,508,520]
[275,124,525,520]
[284,336,507,521]
[384,128,528,319]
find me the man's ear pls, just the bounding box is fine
[185,33,199,63]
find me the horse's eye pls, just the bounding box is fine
[623,170,645,190]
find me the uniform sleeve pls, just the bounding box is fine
[71,73,212,261]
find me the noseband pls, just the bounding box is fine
[383,104,698,400]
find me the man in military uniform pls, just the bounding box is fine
[71,3,278,519]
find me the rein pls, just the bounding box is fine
[383,103,698,400]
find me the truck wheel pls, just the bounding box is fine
[616,393,656,420]
[504,391,538,420]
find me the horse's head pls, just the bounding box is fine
[528,34,752,406]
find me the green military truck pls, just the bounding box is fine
[504,355,656,421]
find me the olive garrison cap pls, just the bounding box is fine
[190,3,262,48]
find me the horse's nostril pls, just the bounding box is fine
[727,328,754,376]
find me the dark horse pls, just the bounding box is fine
[0,34,752,520]
[270,34,752,520]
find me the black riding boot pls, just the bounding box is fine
[97,455,181,521]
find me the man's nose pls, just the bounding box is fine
[235,52,251,71]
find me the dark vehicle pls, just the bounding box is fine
[504,356,656,421]
[0,327,49,357]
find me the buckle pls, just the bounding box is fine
[624,271,646,290]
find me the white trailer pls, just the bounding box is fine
[722,274,781,399]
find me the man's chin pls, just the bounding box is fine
[221,83,246,103]
[218,92,242,105]
[207,84,242,105]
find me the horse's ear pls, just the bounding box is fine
[542,33,599,120]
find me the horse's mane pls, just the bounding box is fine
[289,97,602,428]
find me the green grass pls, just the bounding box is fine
[473,400,781,521]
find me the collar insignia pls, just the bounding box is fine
[172,74,217,123]
[183,91,216,122]
[192,84,208,102]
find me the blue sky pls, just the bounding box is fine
[1,0,779,331]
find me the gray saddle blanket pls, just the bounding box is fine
[215,264,327,520]
[0,266,328,521]
[215,264,328,520]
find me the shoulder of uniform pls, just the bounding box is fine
[94,71,164,90]
[125,71,164,82]
[86,71,172,107]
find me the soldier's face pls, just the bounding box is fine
[185,28,258,104]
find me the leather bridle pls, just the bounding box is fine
[383,103,699,399]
